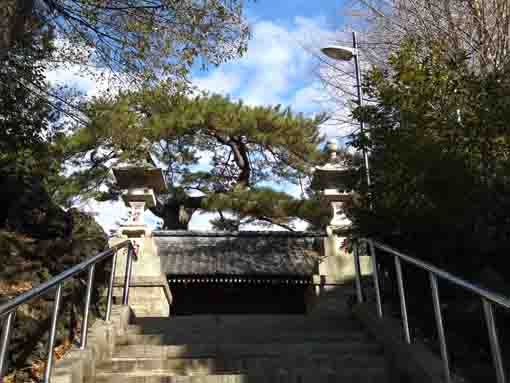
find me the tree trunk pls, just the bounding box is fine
[151,196,204,230]
[0,0,34,54]
[161,204,193,230]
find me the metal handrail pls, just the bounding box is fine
[0,240,137,382]
[354,238,507,383]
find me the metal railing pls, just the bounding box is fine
[354,238,509,383]
[0,240,137,382]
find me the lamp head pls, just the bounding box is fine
[321,45,356,61]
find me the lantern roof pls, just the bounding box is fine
[113,165,167,193]
[311,167,357,191]
[310,140,357,192]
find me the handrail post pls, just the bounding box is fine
[394,256,411,344]
[105,250,118,321]
[353,240,364,303]
[122,245,135,305]
[44,283,63,383]
[429,273,451,383]
[482,299,506,383]
[0,240,132,382]
[80,264,95,350]
[0,311,15,379]
[368,240,383,318]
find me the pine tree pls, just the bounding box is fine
[61,89,330,230]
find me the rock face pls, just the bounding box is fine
[67,208,108,262]
[0,195,108,381]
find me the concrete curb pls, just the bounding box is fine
[51,305,134,383]
[352,303,448,383]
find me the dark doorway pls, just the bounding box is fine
[168,281,308,315]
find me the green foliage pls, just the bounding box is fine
[351,40,510,267]
[1,0,250,213]
[0,2,56,162]
[204,186,330,230]
[0,2,76,230]
[62,90,329,229]
[5,0,249,88]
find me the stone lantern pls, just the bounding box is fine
[113,164,167,237]
[110,162,172,317]
[310,140,371,289]
[311,140,356,232]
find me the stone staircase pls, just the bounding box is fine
[92,290,389,382]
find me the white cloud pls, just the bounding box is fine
[189,212,216,231]
[196,150,215,169]
[194,69,242,95]
[188,211,310,232]
[239,21,295,69]
[75,199,128,234]
[193,16,333,109]
[192,16,351,143]
[45,39,129,99]
[46,63,126,98]
[45,65,93,91]
[291,83,328,112]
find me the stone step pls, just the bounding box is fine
[268,367,388,383]
[132,312,356,327]
[98,357,216,375]
[124,329,369,344]
[94,367,387,383]
[118,334,166,346]
[246,367,388,383]
[158,333,371,345]
[112,342,383,359]
[223,355,387,372]
[94,372,246,383]
[99,352,387,375]
[124,324,373,345]
[132,315,364,334]
[132,334,373,346]
[126,325,145,335]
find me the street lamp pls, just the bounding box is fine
[321,31,371,189]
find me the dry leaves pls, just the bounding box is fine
[0,280,33,297]
[2,336,74,383]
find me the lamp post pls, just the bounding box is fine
[321,31,371,189]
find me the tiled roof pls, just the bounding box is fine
[154,231,325,276]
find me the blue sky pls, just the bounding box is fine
[48,1,347,232]
[246,0,339,21]
[193,1,339,111]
